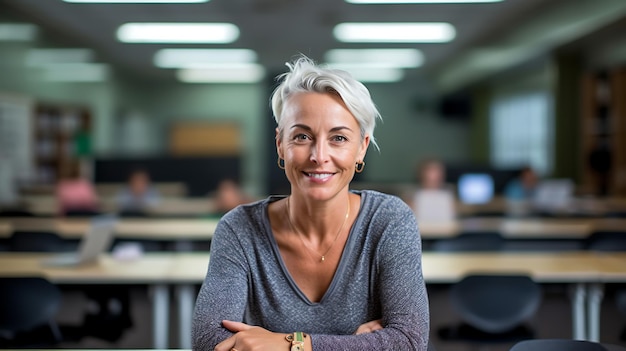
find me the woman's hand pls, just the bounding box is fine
[354,319,383,335]
[214,320,288,351]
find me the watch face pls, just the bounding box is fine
[291,345,304,351]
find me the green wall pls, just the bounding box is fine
[1,40,475,195]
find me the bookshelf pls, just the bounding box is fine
[33,103,92,185]
[581,69,626,197]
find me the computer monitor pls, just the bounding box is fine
[457,173,494,204]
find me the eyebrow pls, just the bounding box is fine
[290,124,354,133]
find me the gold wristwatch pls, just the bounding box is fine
[285,331,305,351]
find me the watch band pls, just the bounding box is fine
[285,331,305,351]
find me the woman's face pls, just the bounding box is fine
[276,92,369,202]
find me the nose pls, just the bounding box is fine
[310,141,329,164]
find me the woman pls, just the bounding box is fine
[192,56,429,351]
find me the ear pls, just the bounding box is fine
[357,134,370,162]
[275,128,284,159]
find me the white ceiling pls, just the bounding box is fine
[1,0,626,91]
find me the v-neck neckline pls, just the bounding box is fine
[263,191,365,305]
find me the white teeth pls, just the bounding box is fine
[308,173,332,179]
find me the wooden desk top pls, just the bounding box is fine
[421,252,604,283]
[0,252,210,284]
[1,251,623,285]
[420,217,626,239]
[588,253,626,282]
[1,216,623,241]
[0,217,219,240]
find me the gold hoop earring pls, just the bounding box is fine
[277,158,285,170]
[355,161,365,173]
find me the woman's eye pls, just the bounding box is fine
[294,134,310,141]
[332,135,347,142]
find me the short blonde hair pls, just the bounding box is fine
[270,55,382,151]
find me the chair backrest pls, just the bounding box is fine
[510,339,620,351]
[10,231,75,252]
[604,343,626,351]
[432,232,504,252]
[0,277,62,333]
[586,231,626,252]
[451,274,541,334]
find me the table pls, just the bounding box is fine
[0,252,210,349]
[419,217,626,239]
[0,217,219,241]
[0,251,623,348]
[2,216,623,242]
[585,253,626,342]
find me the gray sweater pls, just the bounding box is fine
[192,190,429,350]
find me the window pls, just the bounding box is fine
[490,91,553,175]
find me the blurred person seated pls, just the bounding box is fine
[55,164,100,217]
[504,166,538,201]
[213,178,253,215]
[115,169,160,216]
[409,158,457,223]
[504,166,539,216]
[417,157,447,190]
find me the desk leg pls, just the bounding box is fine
[177,285,195,349]
[571,283,587,340]
[152,284,170,349]
[587,283,604,342]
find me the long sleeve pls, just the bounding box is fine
[192,217,250,350]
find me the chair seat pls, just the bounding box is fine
[0,277,62,347]
[509,338,626,351]
[439,323,534,343]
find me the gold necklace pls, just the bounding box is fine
[285,196,350,263]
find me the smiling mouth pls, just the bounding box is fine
[305,172,334,179]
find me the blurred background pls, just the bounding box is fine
[1,1,626,350]
[0,0,624,200]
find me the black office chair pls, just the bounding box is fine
[0,277,62,347]
[431,232,504,252]
[10,231,78,252]
[586,231,626,252]
[439,274,541,344]
[509,338,626,351]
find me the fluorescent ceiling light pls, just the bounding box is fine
[117,23,238,43]
[26,48,94,66]
[39,63,110,82]
[154,48,257,68]
[324,48,423,68]
[346,0,502,3]
[0,23,37,41]
[64,0,208,2]
[326,65,404,82]
[177,63,265,83]
[334,22,455,43]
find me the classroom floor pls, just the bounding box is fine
[49,284,626,351]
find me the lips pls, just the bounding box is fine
[304,172,335,180]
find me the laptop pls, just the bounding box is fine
[532,179,574,212]
[412,189,456,223]
[41,215,117,267]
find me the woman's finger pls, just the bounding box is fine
[214,334,236,351]
[354,319,383,335]
[222,320,253,333]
